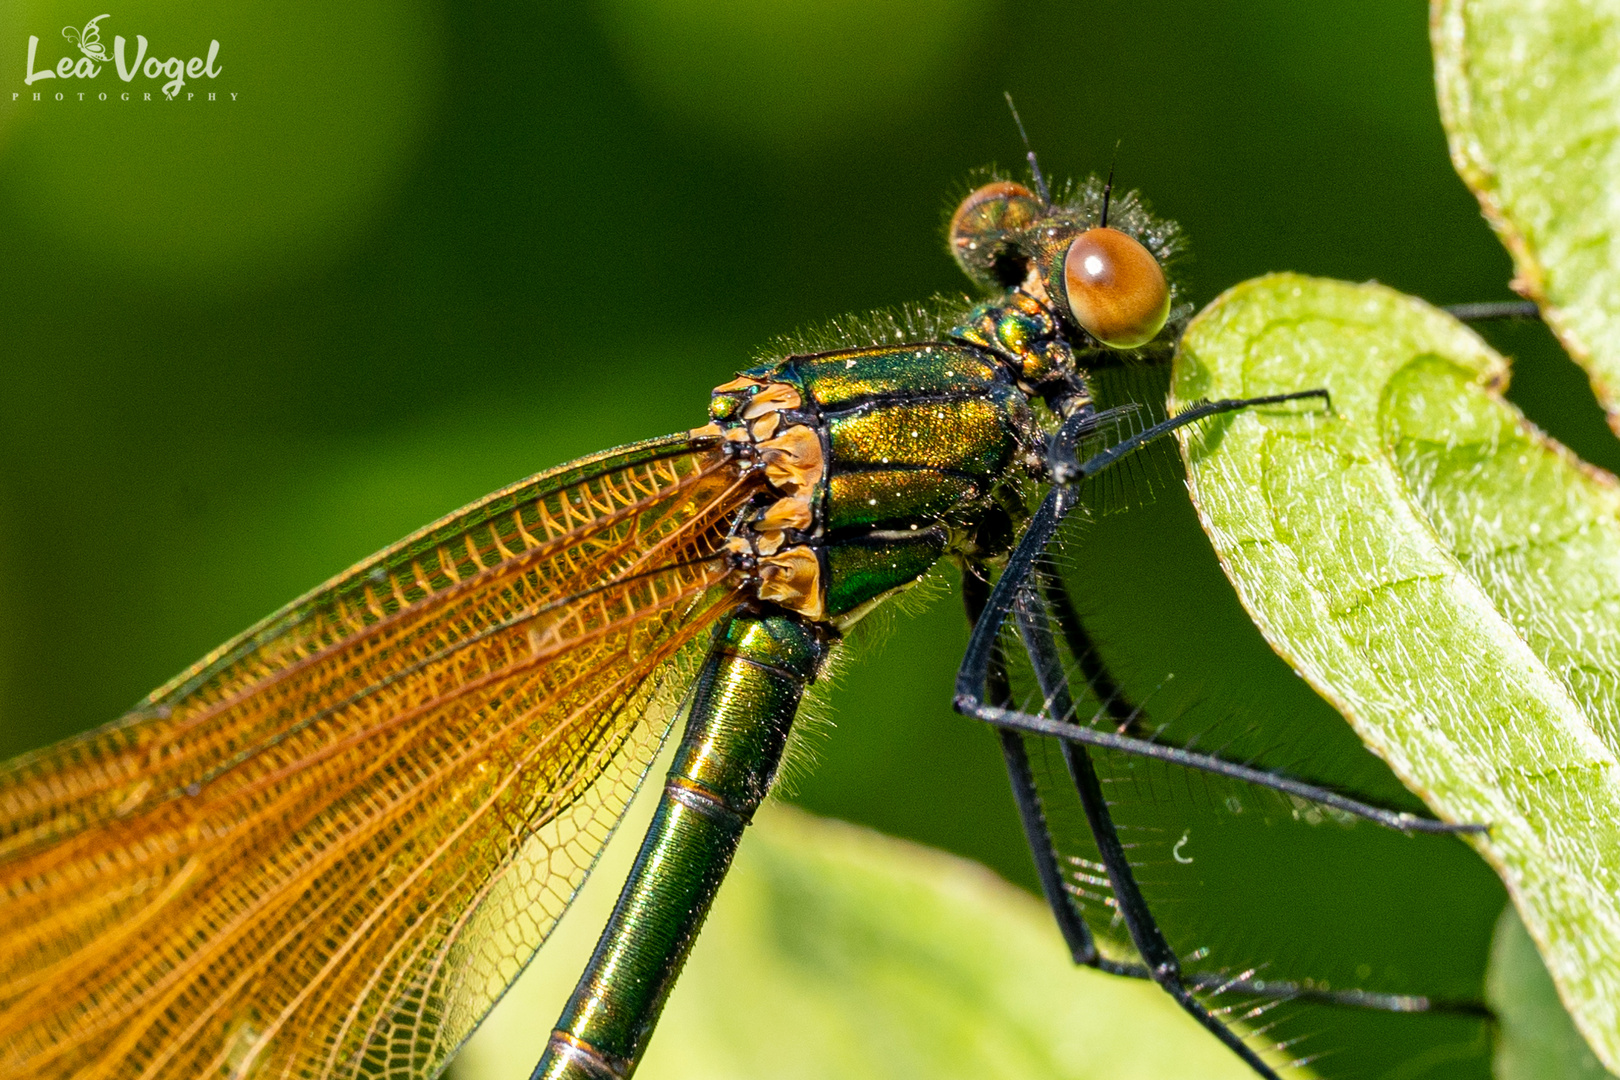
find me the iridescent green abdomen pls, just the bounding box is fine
[537,613,829,1080]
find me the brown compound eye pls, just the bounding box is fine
[1061,227,1170,349]
[949,180,1043,286]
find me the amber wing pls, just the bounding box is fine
[0,432,756,1080]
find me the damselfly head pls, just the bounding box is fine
[948,177,1176,352]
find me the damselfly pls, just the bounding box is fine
[0,145,1509,1080]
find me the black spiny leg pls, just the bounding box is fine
[987,391,1485,833]
[954,486,1480,835]
[961,567,1113,973]
[961,553,1492,1019]
[1037,570,1139,733]
[949,394,1495,1080]
[1048,389,1331,487]
[1009,575,1287,1080]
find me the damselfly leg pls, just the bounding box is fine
[955,390,1494,1075]
[961,389,1484,834]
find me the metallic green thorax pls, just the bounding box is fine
[741,341,1044,619]
[536,613,829,1080]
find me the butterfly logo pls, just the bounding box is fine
[62,14,113,63]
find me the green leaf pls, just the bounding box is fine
[1492,905,1620,1080]
[453,799,1306,1080]
[1171,273,1620,1072]
[1433,0,1620,432]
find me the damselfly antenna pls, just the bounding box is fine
[1003,92,1052,206]
[1100,139,1121,228]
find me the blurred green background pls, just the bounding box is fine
[2,0,1615,1076]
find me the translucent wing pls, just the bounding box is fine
[0,431,758,1080]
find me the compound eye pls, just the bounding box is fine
[1061,227,1170,349]
[949,181,1042,286]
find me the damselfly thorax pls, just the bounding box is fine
[693,178,1177,626]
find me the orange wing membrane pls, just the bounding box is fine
[0,432,757,1080]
